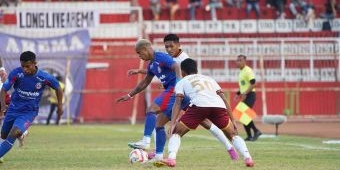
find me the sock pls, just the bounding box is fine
[244,124,252,138]
[143,112,157,141]
[168,134,181,160]
[142,136,151,145]
[209,124,233,150]
[155,127,166,155]
[232,136,251,160]
[0,136,15,157]
[152,129,157,150]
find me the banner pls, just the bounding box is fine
[0,30,90,123]
[17,10,99,29]
[232,102,257,125]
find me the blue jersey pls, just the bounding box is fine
[147,51,177,89]
[2,67,60,113]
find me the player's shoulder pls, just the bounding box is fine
[155,51,172,60]
[178,51,189,58]
[11,67,23,73]
[36,69,53,78]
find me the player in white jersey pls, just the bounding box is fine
[153,58,255,168]
[127,34,238,161]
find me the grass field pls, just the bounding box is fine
[0,124,339,170]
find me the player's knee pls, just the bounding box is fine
[146,103,161,114]
[8,127,23,138]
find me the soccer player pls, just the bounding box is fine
[116,39,188,161]
[128,34,238,160]
[235,54,262,141]
[154,58,254,167]
[0,51,64,162]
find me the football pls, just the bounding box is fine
[129,149,148,164]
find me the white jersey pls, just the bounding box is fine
[175,74,226,108]
[172,50,189,64]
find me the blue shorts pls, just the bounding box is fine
[1,111,37,136]
[154,87,190,119]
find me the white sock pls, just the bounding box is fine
[232,136,251,159]
[209,124,233,150]
[155,153,164,160]
[143,136,151,145]
[168,134,181,160]
[152,129,156,149]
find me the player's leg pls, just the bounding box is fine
[153,112,170,160]
[0,114,15,163]
[128,103,159,150]
[208,108,254,167]
[154,105,205,167]
[0,113,34,159]
[199,119,238,160]
[244,92,262,141]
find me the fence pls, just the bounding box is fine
[151,38,340,116]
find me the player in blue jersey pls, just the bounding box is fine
[0,51,64,163]
[127,34,239,161]
[116,39,188,161]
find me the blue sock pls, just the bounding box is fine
[143,112,156,137]
[156,127,166,154]
[0,137,15,157]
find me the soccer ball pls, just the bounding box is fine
[129,149,148,164]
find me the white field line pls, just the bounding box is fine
[114,128,340,151]
[186,134,340,151]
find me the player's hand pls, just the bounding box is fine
[240,93,247,101]
[127,69,140,77]
[116,94,132,103]
[167,123,175,136]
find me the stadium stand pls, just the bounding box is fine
[0,0,339,122]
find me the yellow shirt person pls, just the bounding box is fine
[238,65,256,94]
[235,55,262,141]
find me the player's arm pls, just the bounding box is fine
[171,62,181,79]
[0,88,7,118]
[55,86,64,118]
[217,89,237,132]
[170,94,183,135]
[116,74,154,103]
[127,69,147,76]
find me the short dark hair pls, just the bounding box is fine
[238,54,247,60]
[181,58,198,75]
[163,34,179,43]
[20,51,36,62]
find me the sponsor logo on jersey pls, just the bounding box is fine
[35,82,42,89]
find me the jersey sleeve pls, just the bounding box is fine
[246,67,255,81]
[212,79,222,92]
[159,54,176,69]
[147,63,155,76]
[2,69,17,91]
[174,79,185,95]
[45,74,60,90]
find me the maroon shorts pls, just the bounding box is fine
[179,105,230,130]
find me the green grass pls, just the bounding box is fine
[0,124,339,170]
